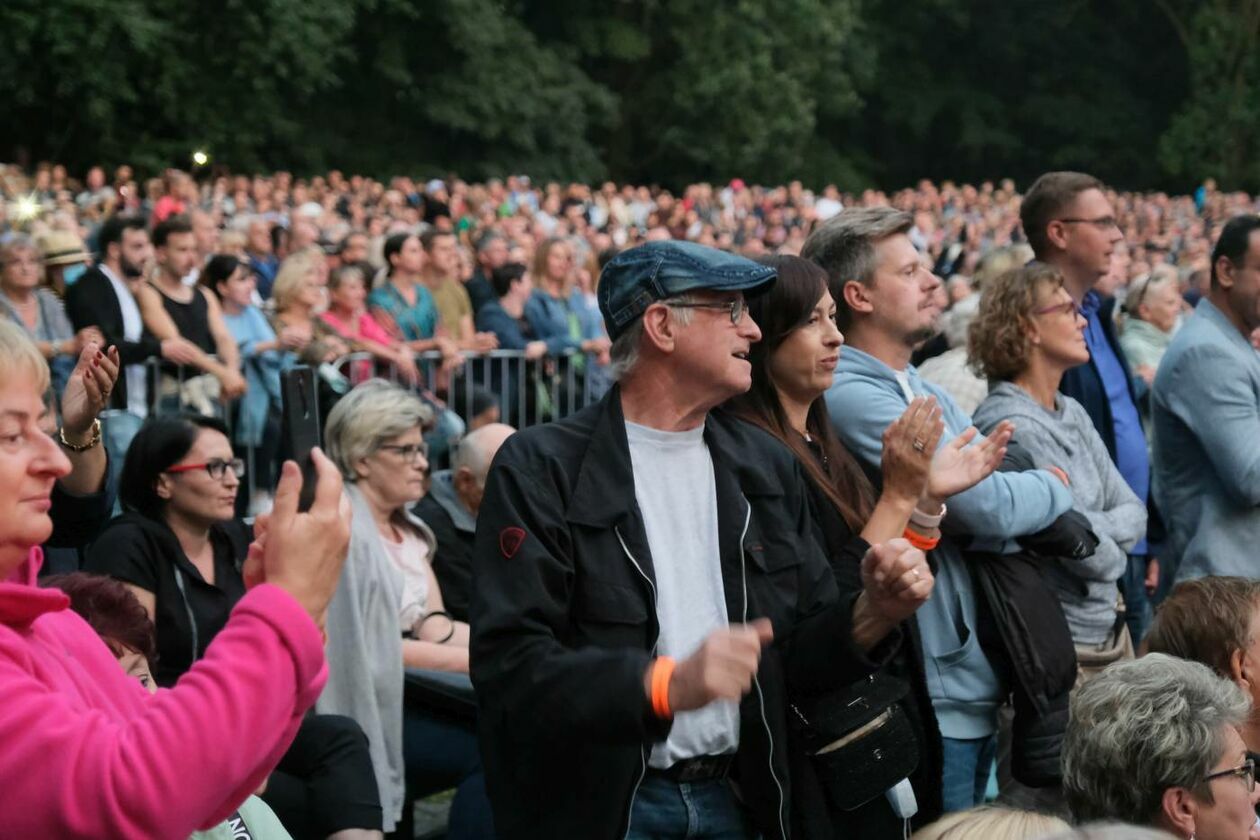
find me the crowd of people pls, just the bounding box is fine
[2,160,1260,840]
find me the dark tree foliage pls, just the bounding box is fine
[0,0,1254,191]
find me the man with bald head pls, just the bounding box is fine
[414,423,515,620]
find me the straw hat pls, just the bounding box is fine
[38,230,90,266]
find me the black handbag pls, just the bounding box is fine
[790,673,920,811]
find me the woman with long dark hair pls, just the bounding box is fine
[727,255,1008,837]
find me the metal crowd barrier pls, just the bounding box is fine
[136,348,609,508]
[331,347,607,429]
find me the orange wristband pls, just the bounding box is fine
[903,527,940,551]
[651,656,676,719]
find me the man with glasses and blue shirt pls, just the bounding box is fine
[471,239,933,840]
[1021,171,1157,644]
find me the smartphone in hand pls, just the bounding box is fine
[280,366,321,512]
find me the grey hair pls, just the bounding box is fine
[945,274,972,295]
[324,378,432,480]
[801,207,913,330]
[607,293,695,381]
[941,293,980,348]
[475,229,506,254]
[452,423,513,484]
[1124,265,1178,318]
[1043,824,1178,840]
[0,234,39,264]
[972,244,1035,291]
[1062,653,1250,826]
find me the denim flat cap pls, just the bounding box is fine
[597,240,777,340]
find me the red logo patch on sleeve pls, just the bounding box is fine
[499,527,526,559]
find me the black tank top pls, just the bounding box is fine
[152,281,215,353]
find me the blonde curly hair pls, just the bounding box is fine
[968,262,1065,381]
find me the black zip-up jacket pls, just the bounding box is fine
[469,388,888,840]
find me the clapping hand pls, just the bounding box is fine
[859,539,934,626]
[925,420,1012,503]
[880,397,944,503]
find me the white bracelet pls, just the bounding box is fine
[910,503,947,529]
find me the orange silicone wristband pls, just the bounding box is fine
[651,656,676,719]
[903,527,940,551]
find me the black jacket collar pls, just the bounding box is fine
[565,386,781,528]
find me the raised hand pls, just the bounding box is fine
[880,397,944,503]
[859,539,933,626]
[666,619,774,713]
[61,343,120,437]
[255,448,352,629]
[926,420,1012,503]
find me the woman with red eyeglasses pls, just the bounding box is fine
[85,414,387,840]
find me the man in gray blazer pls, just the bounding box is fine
[1152,214,1260,581]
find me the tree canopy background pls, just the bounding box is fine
[1,0,1255,190]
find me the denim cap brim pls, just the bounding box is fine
[598,241,778,340]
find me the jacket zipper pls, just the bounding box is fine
[172,566,200,665]
[614,525,657,840]
[739,497,788,840]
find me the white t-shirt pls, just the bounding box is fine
[625,421,739,768]
[380,525,433,633]
[100,264,148,417]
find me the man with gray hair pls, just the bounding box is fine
[805,207,1074,811]
[471,239,931,839]
[1062,654,1258,837]
[414,422,515,621]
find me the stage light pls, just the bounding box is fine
[13,193,40,222]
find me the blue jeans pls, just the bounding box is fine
[1117,553,1152,645]
[403,708,494,840]
[100,410,144,512]
[940,734,996,813]
[627,774,756,840]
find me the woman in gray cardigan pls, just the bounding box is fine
[968,264,1146,671]
[318,379,493,838]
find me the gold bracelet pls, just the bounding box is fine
[58,419,102,452]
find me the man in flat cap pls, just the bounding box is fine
[471,240,929,839]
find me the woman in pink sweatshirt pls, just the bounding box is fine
[0,318,351,839]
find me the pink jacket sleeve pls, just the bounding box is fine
[0,584,327,839]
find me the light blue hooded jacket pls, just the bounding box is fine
[825,346,1072,737]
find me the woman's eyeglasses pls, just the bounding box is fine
[379,443,429,463]
[1203,758,1256,793]
[1033,299,1085,319]
[166,458,246,480]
